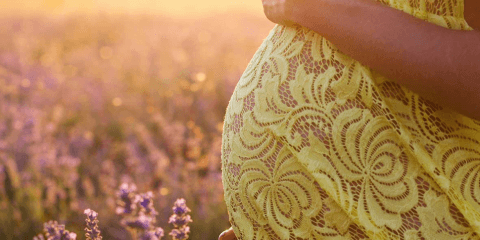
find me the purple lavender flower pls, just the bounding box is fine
[169,199,192,240]
[116,183,137,215]
[84,209,102,240]
[138,191,158,216]
[33,234,45,240]
[171,198,191,216]
[153,228,164,239]
[122,214,153,230]
[139,227,164,240]
[169,227,190,240]
[168,214,192,228]
[43,221,77,240]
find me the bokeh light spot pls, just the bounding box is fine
[84,131,93,141]
[195,72,206,82]
[160,187,169,196]
[112,97,122,107]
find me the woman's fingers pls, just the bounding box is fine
[218,227,237,240]
[262,0,297,26]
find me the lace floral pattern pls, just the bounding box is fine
[221,0,480,239]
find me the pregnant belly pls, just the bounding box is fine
[220,22,408,240]
[222,22,384,163]
[221,3,479,238]
[226,23,375,126]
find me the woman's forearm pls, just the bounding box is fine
[291,0,480,120]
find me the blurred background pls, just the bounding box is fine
[2,0,264,17]
[0,0,274,239]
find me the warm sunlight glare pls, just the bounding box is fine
[1,0,263,17]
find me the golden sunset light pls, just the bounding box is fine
[0,0,276,238]
[2,0,477,238]
[1,0,263,17]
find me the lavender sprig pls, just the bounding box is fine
[116,183,138,215]
[43,221,77,240]
[33,234,45,240]
[139,227,165,240]
[169,227,190,240]
[122,213,154,230]
[84,209,102,240]
[138,191,158,217]
[171,198,191,216]
[168,214,192,227]
[168,199,192,240]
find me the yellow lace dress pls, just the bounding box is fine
[221,0,479,239]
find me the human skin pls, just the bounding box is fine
[262,0,480,121]
[218,227,237,240]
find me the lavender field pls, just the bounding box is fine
[0,13,274,240]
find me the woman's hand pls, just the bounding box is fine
[262,0,299,26]
[218,227,237,240]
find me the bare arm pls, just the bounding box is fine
[465,0,480,30]
[269,0,480,120]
